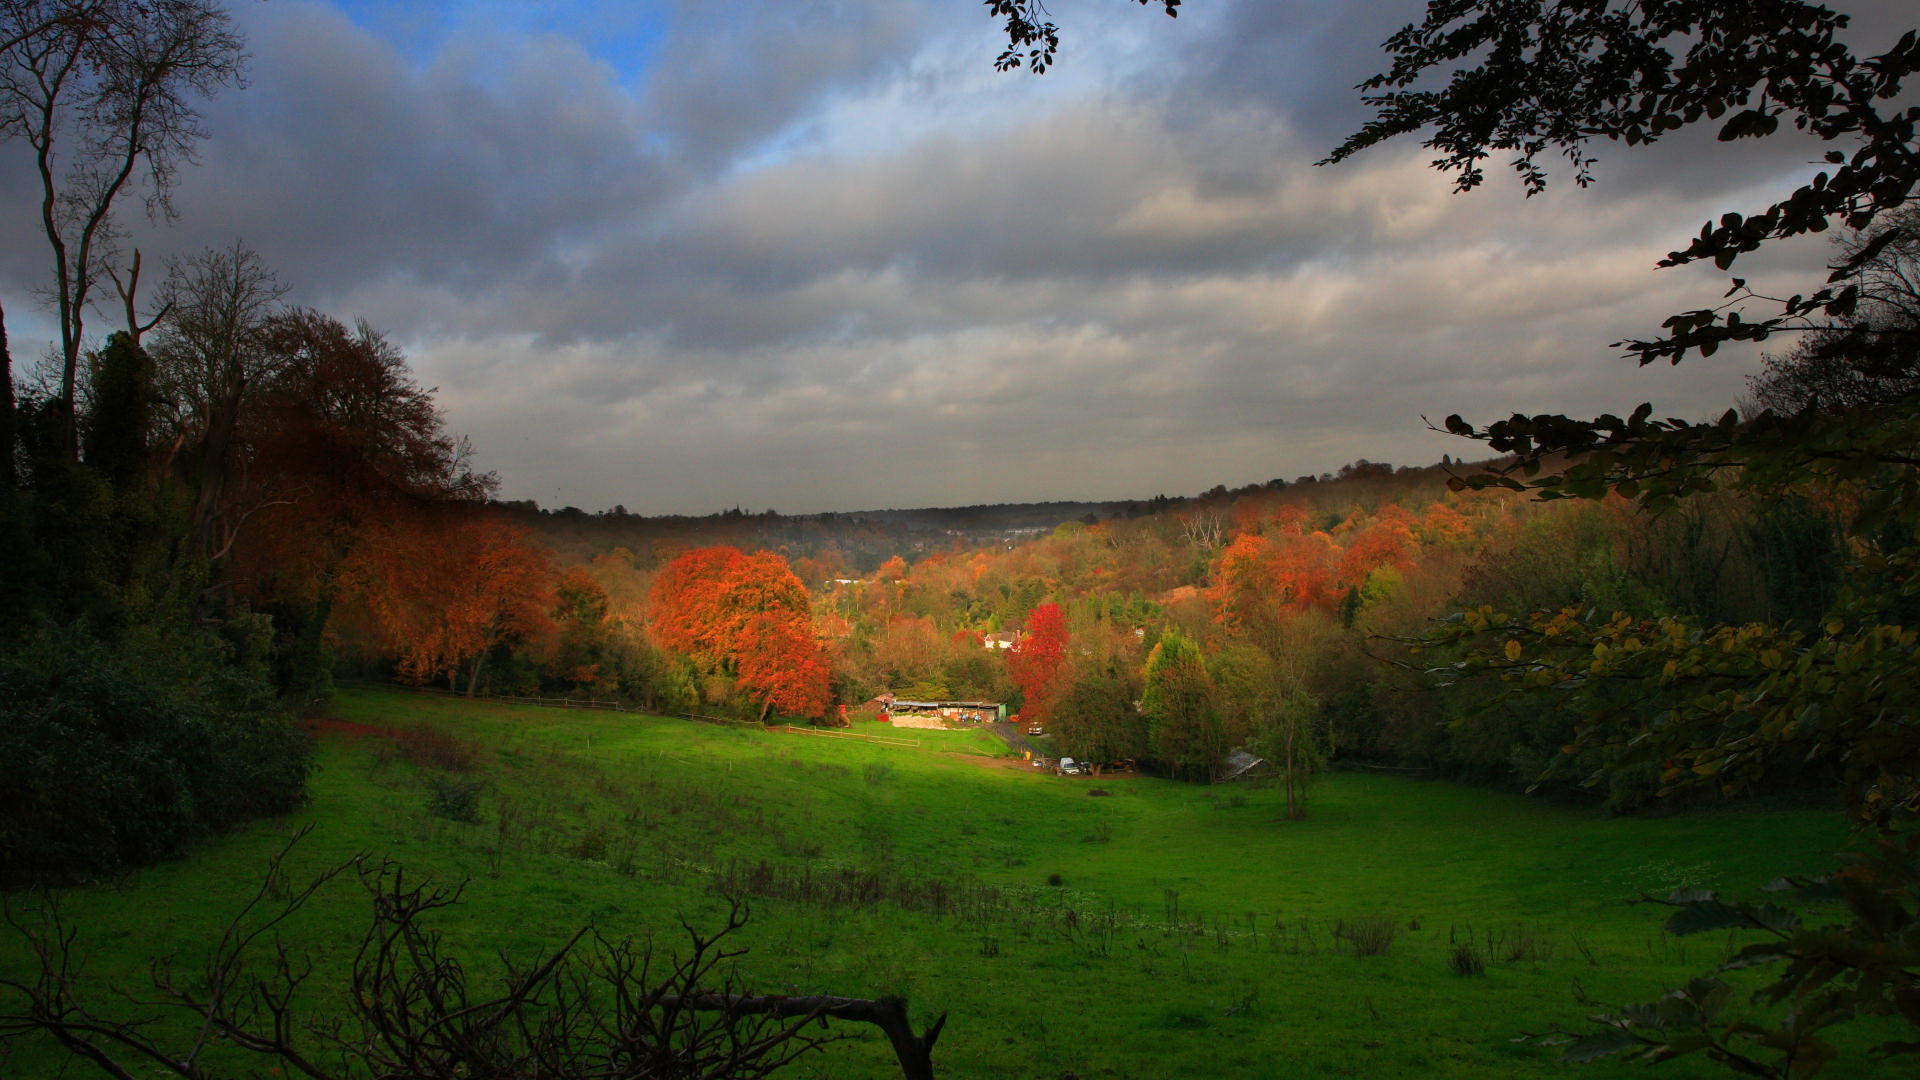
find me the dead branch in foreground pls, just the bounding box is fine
[0,829,944,1079]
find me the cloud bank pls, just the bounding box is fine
[2,0,1890,513]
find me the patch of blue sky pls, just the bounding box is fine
[320,0,666,89]
[722,2,1165,181]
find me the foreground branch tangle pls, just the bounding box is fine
[0,831,945,1079]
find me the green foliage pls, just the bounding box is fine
[1141,629,1222,781]
[1539,834,1920,1075]
[1051,656,1146,764]
[0,625,310,886]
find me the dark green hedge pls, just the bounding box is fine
[0,628,312,887]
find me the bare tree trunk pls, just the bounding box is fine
[0,299,13,491]
[188,389,241,561]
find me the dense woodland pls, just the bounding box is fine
[494,448,1851,811]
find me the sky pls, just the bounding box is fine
[2,0,1909,515]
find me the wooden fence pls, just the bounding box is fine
[343,681,894,738]
[780,725,920,748]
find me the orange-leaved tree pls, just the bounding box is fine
[736,611,835,722]
[649,546,831,722]
[348,509,556,695]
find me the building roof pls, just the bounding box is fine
[1221,750,1268,782]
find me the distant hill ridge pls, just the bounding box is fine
[497,456,1479,574]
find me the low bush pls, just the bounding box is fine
[426,775,485,823]
[1448,942,1485,976]
[394,723,480,772]
[0,626,311,886]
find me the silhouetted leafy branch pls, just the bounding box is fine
[1523,835,1920,1075]
[984,0,1179,74]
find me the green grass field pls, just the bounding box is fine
[0,688,1889,1079]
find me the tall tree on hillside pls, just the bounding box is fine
[735,610,834,723]
[0,0,246,457]
[649,546,832,722]
[349,510,555,696]
[147,242,288,567]
[1051,651,1147,766]
[221,309,491,694]
[1140,629,1220,782]
[1007,601,1068,726]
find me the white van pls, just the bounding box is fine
[1059,757,1081,775]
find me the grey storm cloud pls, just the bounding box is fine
[2,0,1904,514]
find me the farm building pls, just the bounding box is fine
[882,698,1006,728]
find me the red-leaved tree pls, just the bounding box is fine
[1007,602,1068,727]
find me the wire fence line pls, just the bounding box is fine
[339,680,888,738]
[780,725,920,748]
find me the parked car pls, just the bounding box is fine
[1026,724,1044,736]
[1059,757,1081,776]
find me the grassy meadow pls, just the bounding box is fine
[1,687,1886,1079]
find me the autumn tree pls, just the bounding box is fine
[870,614,945,693]
[736,610,835,723]
[649,546,832,722]
[1208,528,1339,639]
[207,310,491,696]
[348,510,555,696]
[1006,601,1068,726]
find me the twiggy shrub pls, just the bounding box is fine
[1449,942,1486,977]
[1334,913,1399,958]
[394,722,479,772]
[426,774,484,823]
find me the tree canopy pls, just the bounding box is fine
[649,546,832,722]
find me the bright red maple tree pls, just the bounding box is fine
[1007,602,1069,727]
